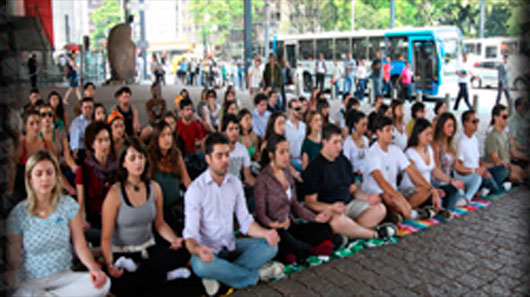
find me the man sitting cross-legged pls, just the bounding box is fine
[362,116,443,224]
[184,133,283,296]
[303,123,397,245]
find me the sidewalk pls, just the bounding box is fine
[233,187,529,297]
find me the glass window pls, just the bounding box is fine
[299,40,314,60]
[485,46,498,58]
[316,39,333,60]
[335,38,349,60]
[352,38,368,60]
[368,37,384,59]
[387,36,408,61]
[443,38,459,62]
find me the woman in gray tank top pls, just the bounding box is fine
[100,137,202,296]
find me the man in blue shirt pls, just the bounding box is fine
[252,93,271,139]
[496,55,511,107]
[343,52,356,96]
[69,97,93,163]
[371,50,383,97]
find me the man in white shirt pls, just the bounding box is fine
[331,60,343,100]
[314,53,327,92]
[247,56,263,96]
[362,116,441,223]
[221,114,255,187]
[284,99,306,172]
[184,133,282,294]
[456,110,509,194]
[453,53,475,111]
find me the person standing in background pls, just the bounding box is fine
[496,55,511,109]
[28,53,38,88]
[343,52,356,96]
[371,50,383,98]
[315,53,327,92]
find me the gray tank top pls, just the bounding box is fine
[112,182,156,246]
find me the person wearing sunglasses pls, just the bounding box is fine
[485,104,529,184]
[456,110,509,195]
[285,99,306,172]
[39,104,77,196]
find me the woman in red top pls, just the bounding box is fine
[382,57,393,96]
[75,121,117,246]
[15,110,57,200]
[254,134,333,264]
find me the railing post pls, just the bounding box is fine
[472,94,479,111]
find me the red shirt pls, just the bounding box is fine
[75,161,115,216]
[177,119,204,154]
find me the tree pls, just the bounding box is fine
[89,0,122,51]
[190,0,264,53]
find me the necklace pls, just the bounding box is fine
[127,180,142,192]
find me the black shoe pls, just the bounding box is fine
[375,223,398,239]
[331,233,348,249]
[385,212,403,225]
[438,208,452,220]
[416,206,436,220]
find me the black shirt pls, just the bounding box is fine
[371,58,381,78]
[302,153,354,204]
[117,105,134,136]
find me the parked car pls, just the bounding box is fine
[470,61,501,89]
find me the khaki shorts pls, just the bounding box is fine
[344,200,370,219]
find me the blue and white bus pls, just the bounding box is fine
[274,26,464,99]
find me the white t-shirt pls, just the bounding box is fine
[248,64,263,88]
[456,133,480,169]
[458,61,471,84]
[362,142,411,194]
[228,142,251,180]
[400,146,435,189]
[285,119,306,161]
[343,135,369,174]
[393,123,408,151]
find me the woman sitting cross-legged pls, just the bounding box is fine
[400,118,459,219]
[101,137,201,297]
[254,134,334,264]
[7,151,110,297]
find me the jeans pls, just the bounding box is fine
[356,79,367,100]
[372,76,382,97]
[484,165,510,194]
[401,83,411,101]
[496,82,511,106]
[453,172,482,200]
[430,183,459,210]
[383,80,392,96]
[190,238,278,289]
[333,81,341,99]
[343,76,354,95]
[454,83,472,110]
[316,73,325,92]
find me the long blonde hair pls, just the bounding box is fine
[25,150,63,216]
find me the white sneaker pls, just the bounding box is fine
[258,261,284,282]
[202,278,220,296]
[455,196,468,207]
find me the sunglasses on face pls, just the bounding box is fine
[471,119,479,124]
[501,115,509,120]
[40,112,53,118]
[292,107,302,111]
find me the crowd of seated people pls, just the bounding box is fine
[6,77,529,296]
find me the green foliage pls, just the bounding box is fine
[285,0,523,38]
[191,0,264,47]
[89,0,122,51]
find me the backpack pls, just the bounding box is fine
[64,65,71,78]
